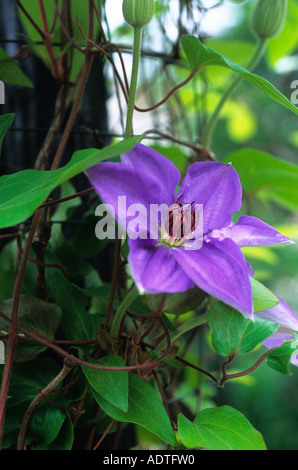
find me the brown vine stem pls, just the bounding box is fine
[143,128,201,153]
[103,239,121,331]
[134,69,197,113]
[54,0,85,53]
[0,309,172,373]
[51,52,94,171]
[75,20,129,102]
[38,0,59,78]
[85,406,101,450]
[92,419,115,450]
[0,233,19,241]
[15,0,45,39]
[39,186,95,209]
[219,348,277,386]
[175,356,219,385]
[16,357,77,450]
[0,211,41,447]
[140,294,167,342]
[32,1,77,299]
[113,422,122,450]
[219,352,237,387]
[11,45,31,60]
[0,2,95,447]
[28,256,69,280]
[152,370,172,423]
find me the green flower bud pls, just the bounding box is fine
[227,0,248,4]
[122,0,155,28]
[251,0,287,39]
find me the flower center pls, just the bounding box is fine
[160,197,199,247]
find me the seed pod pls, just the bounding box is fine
[251,0,287,39]
[122,0,155,28]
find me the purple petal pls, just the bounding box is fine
[212,215,294,247]
[121,143,181,205]
[246,260,254,277]
[87,162,163,239]
[257,297,298,332]
[177,161,242,234]
[172,238,253,316]
[128,238,194,294]
[263,332,293,349]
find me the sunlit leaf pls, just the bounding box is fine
[225,148,298,211]
[207,300,279,356]
[178,406,267,450]
[251,277,279,313]
[0,137,139,229]
[266,341,295,375]
[182,35,298,116]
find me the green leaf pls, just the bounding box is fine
[181,35,298,116]
[0,359,66,449]
[150,144,189,173]
[225,148,298,211]
[203,39,255,87]
[178,406,267,450]
[69,207,109,259]
[92,372,177,445]
[0,113,14,155]
[0,46,33,87]
[0,136,139,229]
[0,295,62,362]
[82,355,129,412]
[144,286,207,316]
[0,238,37,301]
[207,301,279,356]
[266,341,294,375]
[251,277,279,313]
[53,271,100,342]
[0,240,17,301]
[86,284,149,317]
[28,403,66,449]
[41,416,74,450]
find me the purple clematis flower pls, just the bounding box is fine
[86,143,293,317]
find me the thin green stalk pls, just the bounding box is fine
[110,285,139,338]
[108,26,142,339]
[125,26,142,138]
[158,312,209,351]
[202,38,268,149]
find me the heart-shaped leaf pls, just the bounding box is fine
[178,406,266,450]
[182,35,298,116]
